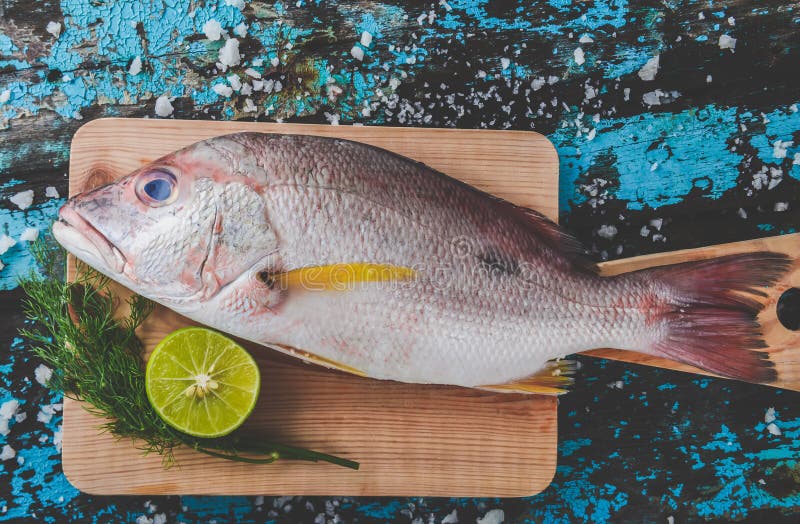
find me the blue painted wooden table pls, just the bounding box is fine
[2,1,800,522]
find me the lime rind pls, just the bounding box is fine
[145,327,261,438]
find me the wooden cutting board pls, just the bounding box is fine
[63,118,800,496]
[63,118,561,497]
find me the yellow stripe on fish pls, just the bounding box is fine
[266,263,417,292]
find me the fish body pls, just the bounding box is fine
[53,133,789,390]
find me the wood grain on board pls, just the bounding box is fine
[63,118,561,497]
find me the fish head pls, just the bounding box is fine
[53,135,278,309]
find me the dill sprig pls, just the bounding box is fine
[19,241,358,470]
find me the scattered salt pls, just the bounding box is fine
[767,423,781,436]
[225,0,245,9]
[0,90,10,104]
[637,55,659,81]
[765,407,776,423]
[360,31,372,47]
[579,35,593,43]
[203,19,223,41]
[586,128,596,141]
[128,56,142,75]
[244,67,261,79]
[350,46,364,61]
[718,34,737,51]
[0,235,16,255]
[19,227,38,242]
[794,153,800,165]
[252,79,264,91]
[501,57,510,70]
[153,514,167,524]
[46,21,61,38]
[477,509,504,524]
[218,38,241,67]
[234,23,248,37]
[774,202,789,212]
[773,140,792,159]
[623,87,631,101]
[154,95,174,117]
[35,364,52,386]
[243,98,257,113]
[0,445,15,461]
[728,16,735,26]
[45,186,60,198]
[0,400,18,420]
[38,404,58,424]
[737,208,747,219]
[706,74,712,83]
[573,47,585,65]
[640,226,650,237]
[9,190,34,210]
[212,84,233,97]
[597,224,617,239]
[270,56,279,67]
[227,74,242,91]
[240,83,252,95]
[649,218,663,231]
[442,510,458,524]
[53,429,62,451]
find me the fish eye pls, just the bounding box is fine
[136,169,178,206]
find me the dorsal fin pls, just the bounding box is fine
[494,198,598,274]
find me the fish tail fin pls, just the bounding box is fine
[647,252,792,383]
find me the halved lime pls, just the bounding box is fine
[145,327,261,438]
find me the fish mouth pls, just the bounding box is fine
[52,206,127,274]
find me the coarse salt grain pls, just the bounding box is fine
[244,68,261,79]
[45,186,59,198]
[35,364,52,386]
[573,47,585,65]
[767,423,781,436]
[218,38,241,67]
[350,46,364,61]
[477,509,504,524]
[128,56,142,75]
[46,21,61,38]
[203,19,223,41]
[9,190,34,210]
[718,34,736,51]
[227,74,242,91]
[234,23,248,37]
[765,407,776,423]
[0,90,10,104]
[0,445,15,461]
[360,31,372,47]
[637,55,659,81]
[154,95,174,117]
[0,235,16,255]
[19,227,38,242]
[212,84,233,97]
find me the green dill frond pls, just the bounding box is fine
[18,239,358,470]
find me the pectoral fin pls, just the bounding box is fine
[261,263,416,292]
[479,359,577,395]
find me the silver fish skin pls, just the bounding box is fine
[53,133,789,389]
